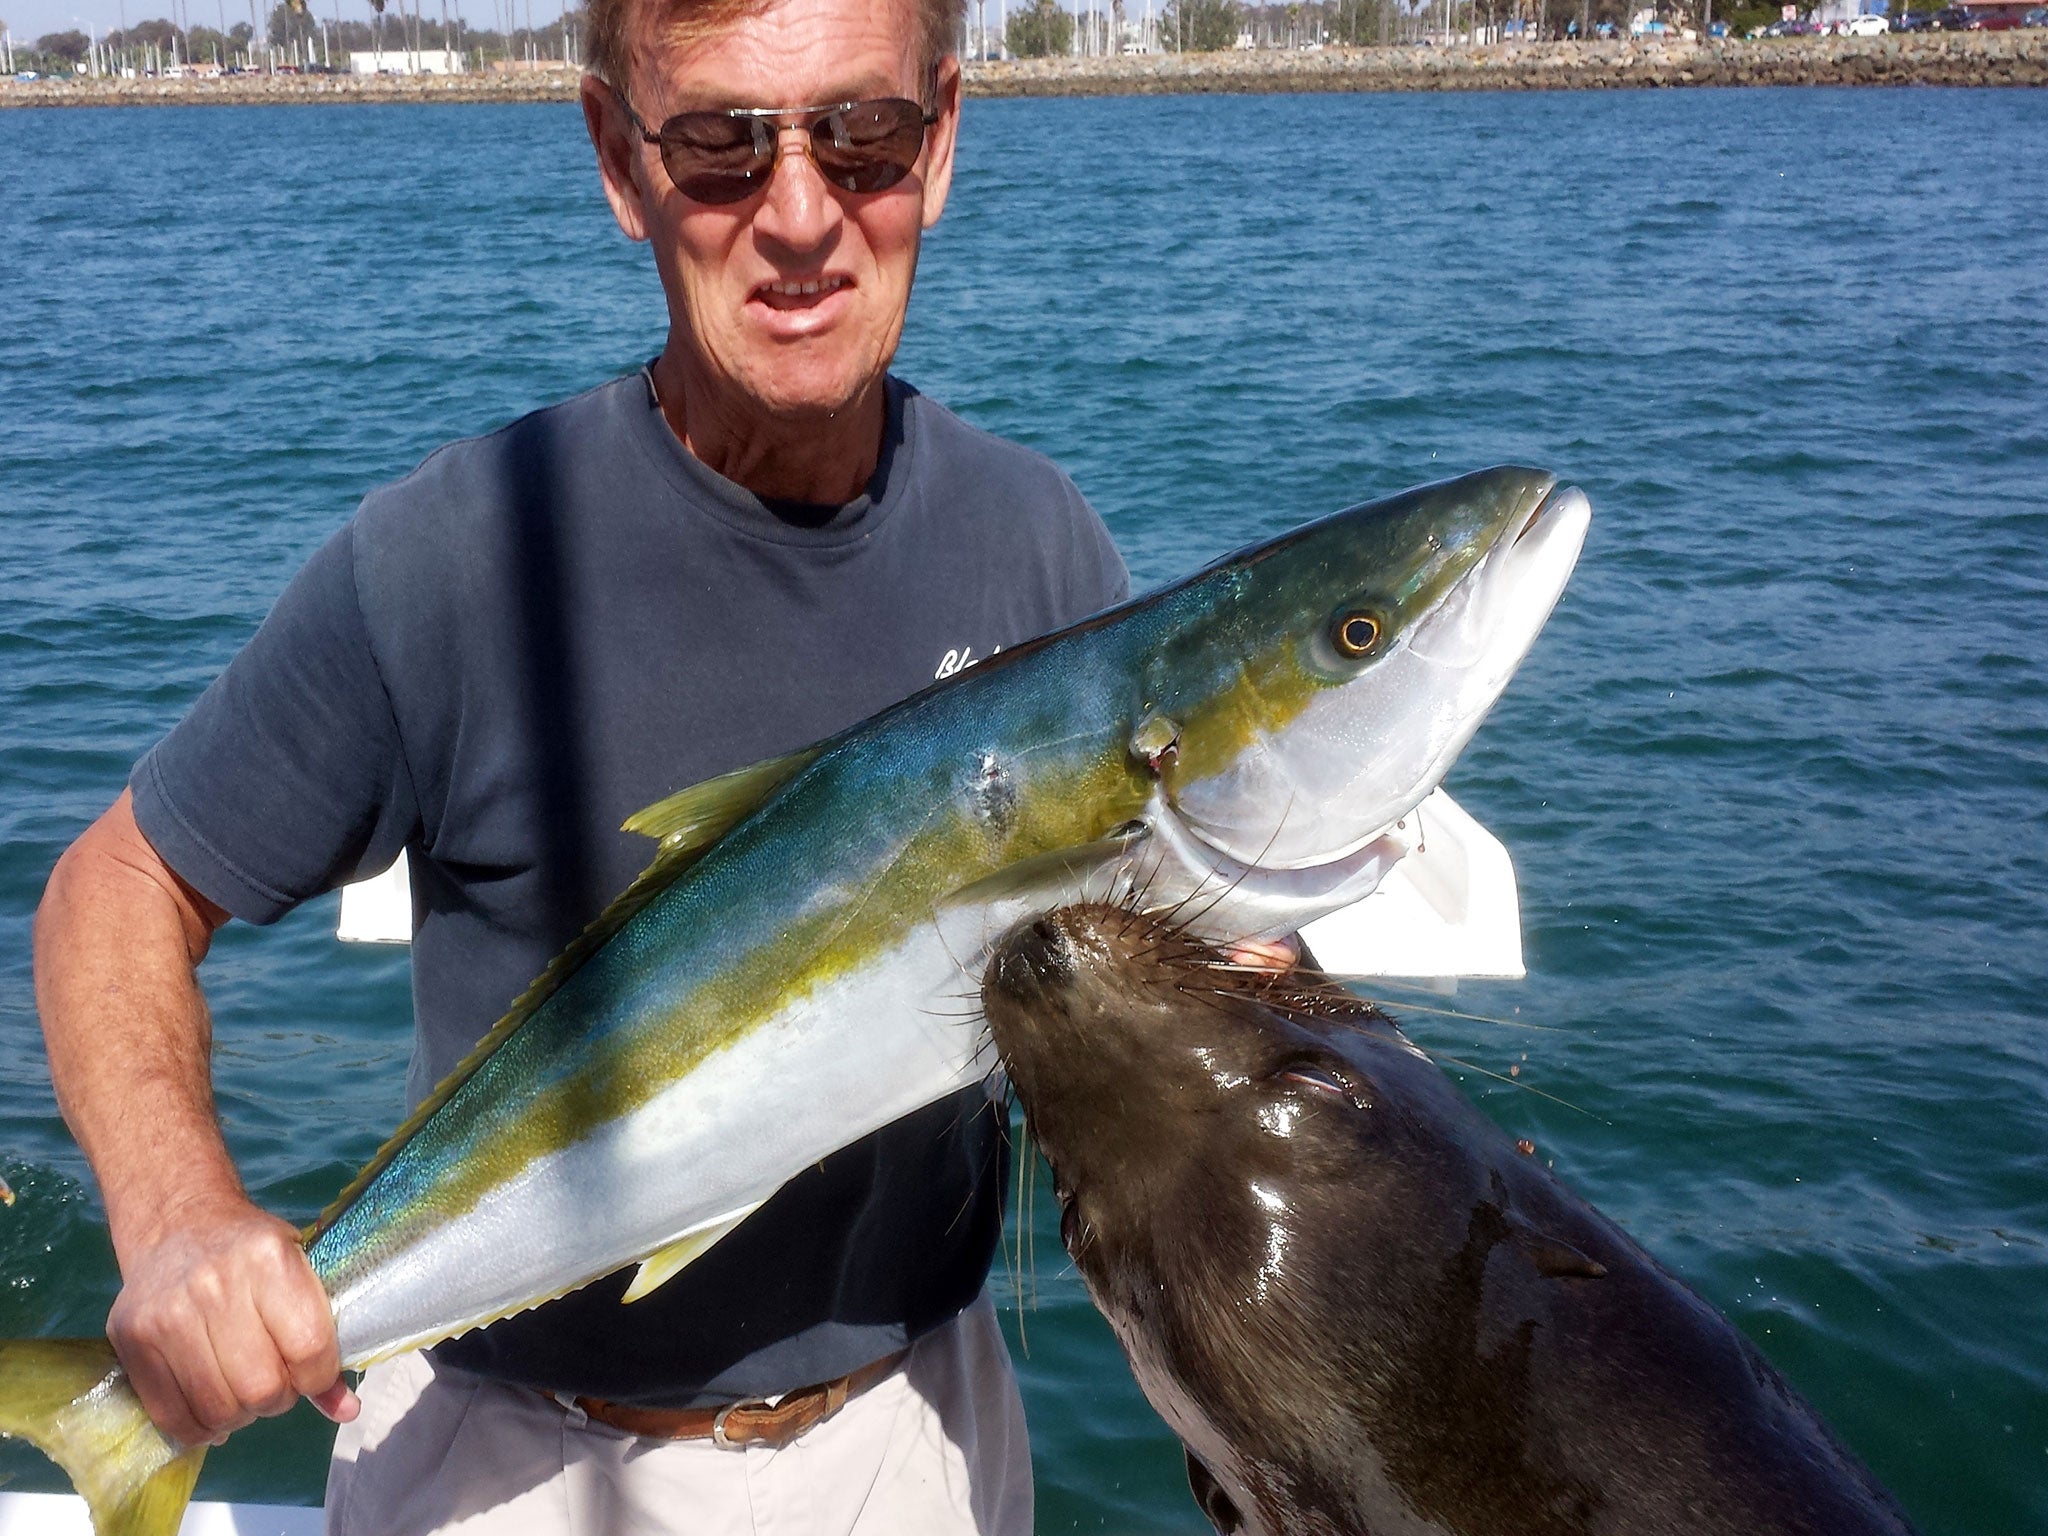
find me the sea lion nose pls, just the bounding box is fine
[991,915,1078,997]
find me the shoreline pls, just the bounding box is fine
[1,33,2043,106]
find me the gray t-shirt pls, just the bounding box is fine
[131,369,1128,1406]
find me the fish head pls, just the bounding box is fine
[1151,466,1589,872]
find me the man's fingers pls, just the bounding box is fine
[153,1315,249,1443]
[104,1199,331,1444]
[110,1287,244,1445]
[117,1335,212,1450]
[207,1283,298,1422]
[308,1379,362,1424]
[260,1247,344,1411]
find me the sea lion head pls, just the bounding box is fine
[984,901,1408,1257]
[984,901,1469,1534]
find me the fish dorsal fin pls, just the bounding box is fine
[623,748,821,857]
[302,788,784,1249]
[620,1201,767,1304]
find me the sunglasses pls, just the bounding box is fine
[617,92,940,206]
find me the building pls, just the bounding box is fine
[347,47,465,74]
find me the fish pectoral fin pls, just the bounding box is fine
[621,1202,767,1304]
[939,829,1150,914]
[623,749,823,854]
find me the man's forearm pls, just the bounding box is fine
[33,790,242,1262]
[32,790,354,1445]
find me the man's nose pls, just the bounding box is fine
[750,124,842,253]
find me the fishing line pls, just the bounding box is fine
[1426,1051,1606,1123]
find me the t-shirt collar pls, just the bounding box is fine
[628,365,911,548]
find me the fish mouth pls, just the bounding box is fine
[1171,478,1590,876]
[1136,788,1415,944]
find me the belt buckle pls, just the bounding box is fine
[711,1397,770,1449]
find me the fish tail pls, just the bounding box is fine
[0,1338,204,1536]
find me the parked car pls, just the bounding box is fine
[1967,7,2023,24]
[2024,6,2048,24]
[1929,5,1970,24]
[1891,8,1934,24]
[1839,12,1890,31]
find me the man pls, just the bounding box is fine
[31,0,1127,1526]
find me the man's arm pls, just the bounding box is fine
[34,790,359,1447]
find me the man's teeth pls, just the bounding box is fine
[764,277,847,297]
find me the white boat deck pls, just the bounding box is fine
[0,1492,320,1534]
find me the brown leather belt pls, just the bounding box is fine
[565,1349,909,1451]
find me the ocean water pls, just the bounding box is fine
[2,84,2045,1532]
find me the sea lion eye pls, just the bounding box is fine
[1277,1059,1370,1110]
[1333,611,1382,658]
[1282,1065,1350,1098]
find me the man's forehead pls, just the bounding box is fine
[631,0,924,109]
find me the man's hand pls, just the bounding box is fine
[107,1191,357,1447]
[35,791,358,1448]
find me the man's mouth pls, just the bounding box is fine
[755,275,852,311]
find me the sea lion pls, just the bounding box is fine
[983,902,1920,1536]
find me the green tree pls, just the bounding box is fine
[1158,0,1242,49]
[1005,0,1073,55]
[36,27,89,61]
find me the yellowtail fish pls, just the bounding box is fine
[0,466,1589,1535]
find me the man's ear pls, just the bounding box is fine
[583,73,654,243]
[918,56,962,231]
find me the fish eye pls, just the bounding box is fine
[1332,610,1382,658]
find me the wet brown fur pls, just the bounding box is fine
[983,902,1920,1536]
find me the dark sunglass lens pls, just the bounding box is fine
[666,110,758,150]
[659,110,773,204]
[673,171,767,204]
[811,100,928,194]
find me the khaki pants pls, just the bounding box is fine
[325,1295,1030,1536]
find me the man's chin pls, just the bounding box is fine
[738,364,884,425]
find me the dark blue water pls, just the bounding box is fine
[3,87,2045,1532]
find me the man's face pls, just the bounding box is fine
[587,0,959,425]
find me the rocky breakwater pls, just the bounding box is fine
[2,33,2043,108]
[0,65,583,108]
[962,32,2048,95]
